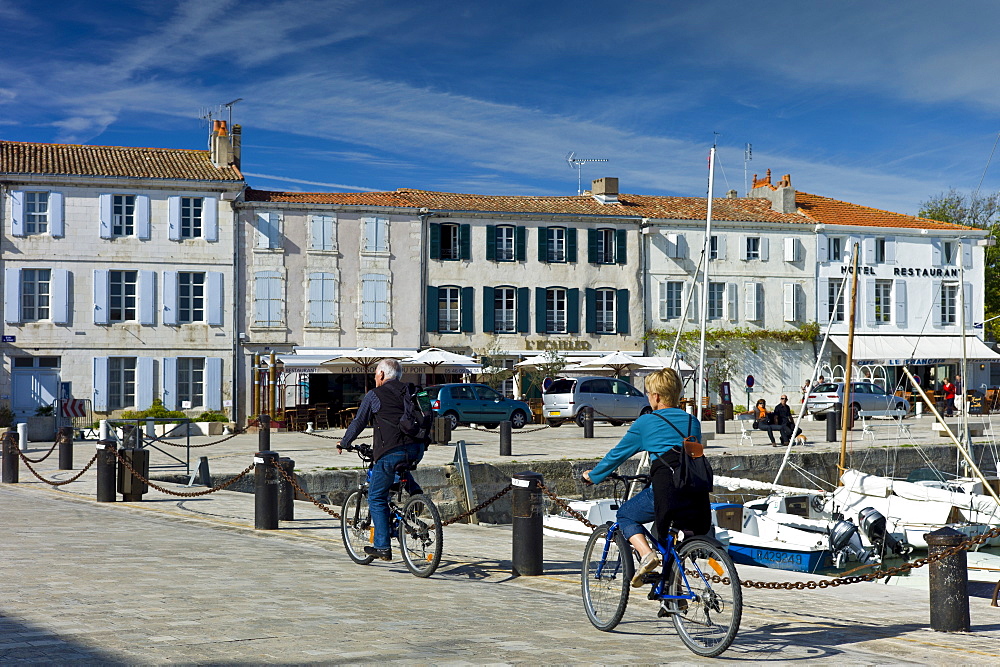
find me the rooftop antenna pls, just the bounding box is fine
[566,151,609,195]
[744,143,752,196]
[223,98,243,129]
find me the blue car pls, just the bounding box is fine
[416,383,532,429]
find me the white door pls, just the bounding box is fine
[13,370,60,420]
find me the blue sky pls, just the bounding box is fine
[2,0,999,214]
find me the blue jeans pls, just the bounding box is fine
[368,443,425,550]
[616,486,654,540]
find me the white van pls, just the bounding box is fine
[542,376,650,427]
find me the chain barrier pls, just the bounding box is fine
[439,484,514,528]
[537,481,599,531]
[298,430,371,441]
[20,437,61,464]
[464,423,552,434]
[271,461,341,519]
[17,449,100,486]
[114,451,255,498]
[141,426,247,449]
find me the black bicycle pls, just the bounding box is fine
[339,443,443,577]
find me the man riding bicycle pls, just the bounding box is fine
[338,358,424,561]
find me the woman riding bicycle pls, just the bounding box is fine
[582,368,707,587]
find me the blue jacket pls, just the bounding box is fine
[588,408,701,484]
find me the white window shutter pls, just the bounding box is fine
[686,283,698,321]
[727,283,738,321]
[716,234,726,260]
[884,236,896,264]
[658,281,667,319]
[309,215,323,250]
[931,239,942,265]
[818,278,830,324]
[744,283,757,321]
[308,273,324,325]
[963,241,973,268]
[932,281,943,327]
[136,357,154,410]
[783,283,795,322]
[964,282,973,326]
[48,192,64,237]
[203,197,219,242]
[374,276,389,326]
[817,236,828,263]
[207,272,224,326]
[863,238,875,264]
[5,267,21,323]
[136,195,151,240]
[741,236,749,260]
[256,212,276,249]
[162,271,177,325]
[99,194,113,239]
[363,217,376,251]
[206,358,223,411]
[665,233,678,258]
[92,357,109,412]
[847,236,861,261]
[168,196,181,241]
[10,191,24,236]
[864,279,876,326]
[759,237,769,261]
[51,269,70,324]
[139,270,156,325]
[895,279,907,326]
[93,269,109,325]
[784,237,796,262]
[162,357,178,410]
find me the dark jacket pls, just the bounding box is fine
[370,379,413,462]
[773,402,792,426]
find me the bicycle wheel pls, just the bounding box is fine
[398,494,443,577]
[341,490,375,565]
[581,524,633,631]
[669,537,742,658]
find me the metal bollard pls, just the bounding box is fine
[511,471,544,576]
[197,455,211,486]
[277,456,295,521]
[58,426,74,470]
[715,405,726,434]
[117,448,149,501]
[583,407,594,438]
[258,413,271,451]
[2,429,18,483]
[826,409,838,442]
[434,416,452,445]
[926,527,970,632]
[17,422,27,452]
[96,440,117,502]
[254,450,280,530]
[499,420,512,456]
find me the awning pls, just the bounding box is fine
[829,335,1000,366]
[277,348,418,374]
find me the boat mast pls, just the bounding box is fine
[696,146,716,421]
[838,243,861,484]
[958,237,971,462]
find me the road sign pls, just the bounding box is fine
[745,375,755,388]
[61,399,87,418]
[2,335,15,342]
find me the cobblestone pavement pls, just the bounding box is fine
[3,468,1000,664]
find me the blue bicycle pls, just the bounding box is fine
[581,473,742,658]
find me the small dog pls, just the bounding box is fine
[794,434,808,445]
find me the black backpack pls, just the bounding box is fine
[399,383,433,444]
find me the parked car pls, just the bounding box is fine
[416,383,531,429]
[806,382,910,420]
[542,376,651,427]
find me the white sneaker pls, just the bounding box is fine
[631,551,662,588]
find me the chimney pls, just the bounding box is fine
[230,124,242,169]
[749,169,796,214]
[591,177,619,204]
[726,189,738,199]
[210,119,233,168]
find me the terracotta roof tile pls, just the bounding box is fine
[244,188,414,207]
[795,192,972,231]
[0,141,242,181]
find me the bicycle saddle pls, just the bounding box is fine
[393,459,418,473]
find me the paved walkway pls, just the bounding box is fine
[3,431,1000,664]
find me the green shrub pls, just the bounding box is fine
[196,411,230,423]
[0,406,13,428]
[120,399,187,423]
[34,405,55,417]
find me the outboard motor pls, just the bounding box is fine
[858,507,912,557]
[829,519,874,568]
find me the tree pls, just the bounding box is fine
[478,335,514,393]
[920,189,1000,340]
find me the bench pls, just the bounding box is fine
[858,409,910,441]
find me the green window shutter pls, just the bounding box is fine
[515,226,526,261]
[535,287,546,333]
[517,287,530,333]
[425,286,439,332]
[461,286,474,332]
[567,288,580,333]
[567,228,578,263]
[460,224,472,260]
[482,286,495,332]
[486,225,496,261]
[616,229,628,265]
[616,288,630,334]
[429,224,441,260]
[588,229,598,264]
[537,227,548,263]
[585,288,597,333]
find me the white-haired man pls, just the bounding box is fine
[338,358,424,561]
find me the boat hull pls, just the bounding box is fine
[726,543,828,573]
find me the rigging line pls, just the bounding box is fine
[666,240,708,368]
[974,130,1000,198]
[715,154,732,193]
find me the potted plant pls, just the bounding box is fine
[27,405,57,442]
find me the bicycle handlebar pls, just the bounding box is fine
[607,472,650,483]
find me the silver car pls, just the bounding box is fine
[542,376,651,427]
[807,382,910,420]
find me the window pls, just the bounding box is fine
[363,217,389,252]
[828,280,844,323]
[25,192,49,235]
[829,237,843,262]
[494,287,516,333]
[255,212,281,249]
[875,238,886,263]
[745,237,761,260]
[547,228,566,262]
[309,214,336,251]
[596,229,616,264]
[438,286,461,333]
[940,283,958,325]
[21,269,51,321]
[178,272,205,323]
[109,270,138,322]
[440,224,461,260]
[14,356,59,368]
[495,226,515,261]
[361,274,390,328]
[112,195,135,237]
[709,235,719,260]
[595,289,616,333]
[108,357,136,410]
[253,271,283,327]
[180,197,203,239]
[707,282,725,320]
[660,281,682,319]
[307,273,337,327]
[942,241,957,265]
[874,280,892,323]
[546,288,567,333]
[177,357,205,408]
